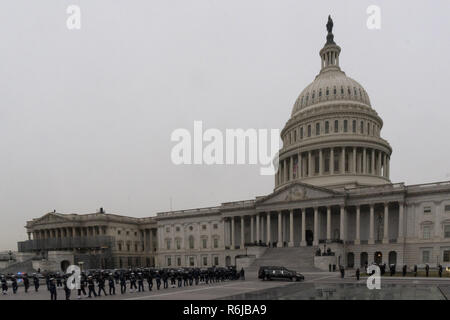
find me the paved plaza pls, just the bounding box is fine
[1,270,449,300]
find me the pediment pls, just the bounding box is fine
[32,212,70,225]
[256,182,342,205]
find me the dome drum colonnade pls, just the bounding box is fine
[275,17,392,190]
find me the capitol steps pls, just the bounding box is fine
[250,247,320,272]
[0,258,35,275]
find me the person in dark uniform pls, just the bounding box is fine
[49,278,57,300]
[45,274,50,291]
[78,274,87,299]
[340,265,345,279]
[120,274,127,294]
[390,264,395,276]
[1,276,8,295]
[87,276,97,298]
[11,276,18,294]
[177,271,182,288]
[414,265,418,277]
[183,270,188,287]
[147,271,153,291]
[33,274,40,292]
[23,274,30,293]
[193,269,199,286]
[130,273,138,292]
[97,274,107,296]
[56,273,63,288]
[439,265,443,278]
[170,270,176,288]
[240,268,245,280]
[137,272,145,292]
[425,264,430,277]
[356,268,360,281]
[402,265,407,277]
[155,271,161,290]
[162,270,168,289]
[63,276,71,300]
[108,273,116,295]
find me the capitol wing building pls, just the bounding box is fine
[16,20,450,273]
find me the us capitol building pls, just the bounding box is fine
[15,17,450,273]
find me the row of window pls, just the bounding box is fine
[117,242,143,252]
[165,223,219,233]
[166,255,220,267]
[298,85,369,109]
[422,249,450,263]
[166,236,220,250]
[284,118,379,146]
[422,224,450,240]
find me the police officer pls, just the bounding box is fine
[11,276,18,294]
[63,276,71,300]
[137,272,145,292]
[56,272,63,287]
[78,274,87,299]
[129,272,137,293]
[49,278,57,300]
[402,265,407,277]
[108,273,116,295]
[356,268,360,281]
[177,270,183,288]
[147,271,153,291]
[240,268,245,280]
[183,270,188,287]
[33,273,40,292]
[162,270,169,289]
[170,270,176,288]
[87,276,97,298]
[1,276,8,295]
[414,265,418,277]
[439,264,443,278]
[23,274,30,293]
[97,274,107,296]
[120,274,127,294]
[340,265,345,279]
[193,269,199,286]
[155,271,161,290]
[425,264,430,277]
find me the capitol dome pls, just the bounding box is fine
[275,16,392,191]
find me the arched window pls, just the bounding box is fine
[344,120,348,132]
[308,125,311,137]
[334,120,339,133]
[325,121,329,134]
[300,127,303,139]
[352,120,356,133]
[315,123,320,135]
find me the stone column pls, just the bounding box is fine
[240,216,245,249]
[369,204,374,244]
[149,229,154,253]
[330,148,334,174]
[250,215,254,244]
[398,201,404,242]
[341,147,345,173]
[298,153,303,178]
[377,150,382,176]
[267,213,271,246]
[386,156,390,179]
[308,151,312,177]
[355,205,361,244]
[289,210,294,247]
[284,159,288,182]
[326,206,331,240]
[256,213,260,243]
[353,147,357,174]
[383,202,389,244]
[319,149,323,175]
[277,211,283,247]
[339,206,345,241]
[313,207,319,245]
[289,157,293,181]
[371,149,375,174]
[363,148,367,174]
[231,217,235,249]
[301,209,306,246]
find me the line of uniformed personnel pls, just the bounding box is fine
[1,266,244,300]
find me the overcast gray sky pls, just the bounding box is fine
[0,0,449,250]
